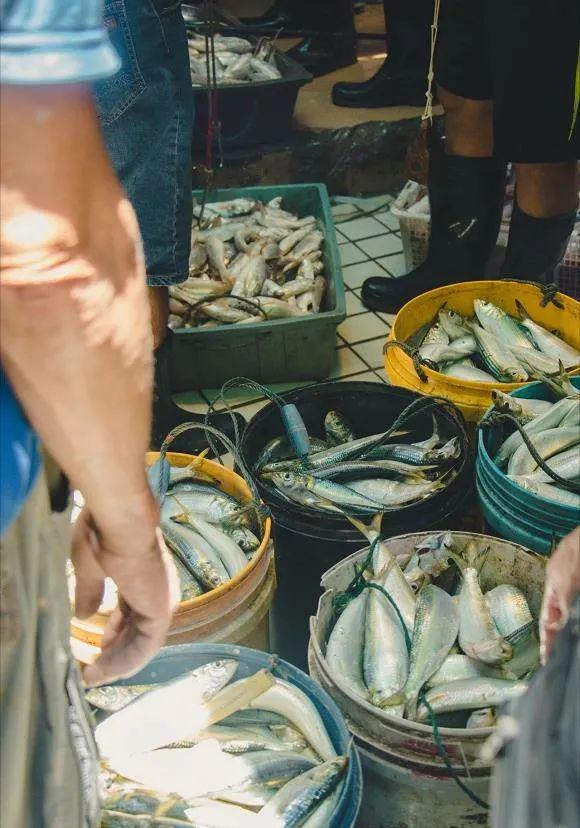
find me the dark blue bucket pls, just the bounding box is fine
[113,642,363,827]
[476,377,580,554]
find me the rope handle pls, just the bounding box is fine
[479,411,580,493]
[383,339,440,383]
[505,279,564,309]
[157,421,265,508]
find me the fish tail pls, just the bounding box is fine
[464,540,489,572]
[377,689,406,709]
[403,694,419,719]
[345,514,382,540]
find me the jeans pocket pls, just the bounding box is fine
[93,0,146,126]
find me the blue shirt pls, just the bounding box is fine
[0,0,119,535]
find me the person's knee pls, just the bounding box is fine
[515,162,578,217]
[438,85,494,157]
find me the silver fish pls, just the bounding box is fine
[485,585,533,639]
[185,801,256,827]
[468,323,528,382]
[172,512,247,579]
[508,477,580,508]
[427,654,501,688]
[491,390,553,424]
[279,224,317,255]
[494,397,577,467]
[86,684,154,713]
[507,344,561,377]
[438,308,471,340]
[422,322,449,347]
[466,708,497,729]
[248,678,337,761]
[384,585,458,718]
[161,519,230,589]
[199,299,252,324]
[194,198,256,218]
[416,678,527,722]
[348,477,447,507]
[514,444,580,484]
[254,757,348,827]
[474,300,533,351]
[419,336,477,364]
[363,572,408,711]
[325,591,369,701]
[175,555,205,600]
[516,301,580,366]
[95,660,239,759]
[507,426,580,476]
[441,359,496,383]
[454,543,512,665]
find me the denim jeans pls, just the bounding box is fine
[93,0,193,286]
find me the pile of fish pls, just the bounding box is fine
[89,659,348,827]
[69,461,263,612]
[256,408,462,515]
[490,376,580,509]
[324,530,536,727]
[168,197,327,329]
[188,34,283,87]
[413,299,580,383]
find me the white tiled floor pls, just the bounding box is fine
[173,200,408,421]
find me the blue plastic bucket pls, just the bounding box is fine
[112,642,363,827]
[476,377,580,554]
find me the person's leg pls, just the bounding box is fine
[332,0,431,109]
[489,0,580,283]
[284,0,357,77]
[361,0,507,312]
[94,0,244,451]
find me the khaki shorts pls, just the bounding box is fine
[0,467,100,828]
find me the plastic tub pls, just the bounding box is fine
[239,380,473,669]
[109,642,363,827]
[70,451,273,660]
[385,280,580,423]
[169,184,346,391]
[476,377,580,554]
[309,532,546,828]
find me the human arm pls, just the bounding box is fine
[1,82,178,684]
[539,526,580,664]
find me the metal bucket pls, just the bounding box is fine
[308,531,546,828]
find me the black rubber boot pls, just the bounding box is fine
[285,0,357,77]
[333,0,431,108]
[151,330,245,453]
[361,133,507,313]
[500,204,577,284]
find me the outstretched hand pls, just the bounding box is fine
[539,526,580,665]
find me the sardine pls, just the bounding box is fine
[185,801,256,827]
[254,757,348,827]
[161,519,230,589]
[494,397,577,467]
[384,585,459,718]
[491,390,552,424]
[427,654,501,688]
[172,512,247,579]
[421,322,449,347]
[453,543,512,665]
[363,572,408,711]
[465,708,497,729]
[441,359,496,383]
[467,324,528,383]
[419,336,477,364]
[513,444,580,483]
[249,678,337,761]
[474,300,533,351]
[325,591,369,701]
[86,684,154,713]
[348,477,447,507]
[507,344,561,377]
[416,678,527,722]
[516,301,580,366]
[95,660,240,759]
[485,584,533,639]
[508,477,580,508]
[438,308,471,340]
[507,427,580,476]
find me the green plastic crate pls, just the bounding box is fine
[170,184,346,391]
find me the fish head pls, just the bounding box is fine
[504,366,529,383]
[268,470,309,495]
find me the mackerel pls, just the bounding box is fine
[507,426,580,476]
[495,397,577,467]
[474,299,534,350]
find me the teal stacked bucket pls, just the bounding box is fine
[109,643,363,827]
[477,378,580,554]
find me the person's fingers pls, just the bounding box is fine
[539,585,570,664]
[100,599,130,650]
[71,515,105,619]
[83,612,169,687]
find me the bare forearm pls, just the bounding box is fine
[1,85,155,534]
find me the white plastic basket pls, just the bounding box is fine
[391,179,580,298]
